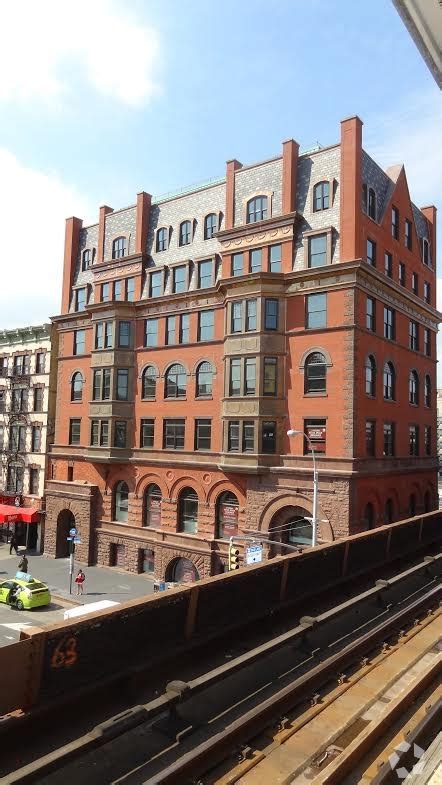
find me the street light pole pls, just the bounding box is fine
[287,429,318,547]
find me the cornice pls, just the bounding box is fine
[217,212,297,248]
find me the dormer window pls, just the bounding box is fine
[247,196,268,224]
[82,249,92,271]
[204,213,217,239]
[112,237,126,259]
[422,238,430,266]
[368,188,376,220]
[313,182,330,211]
[179,221,191,246]
[156,227,168,252]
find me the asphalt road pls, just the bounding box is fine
[0,598,69,647]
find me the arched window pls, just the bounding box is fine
[247,196,268,224]
[304,352,327,394]
[385,498,394,524]
[143,484,161,527]
[71,372,83,402]
[114,481,129,522]
[364,502,375,530]
[156,227,168,252]
[179,220,191,246]
[82,249,92,271]
[409,493,416,517]
[424,491,431,513]
[196,362,213,397]
[383,361,395,400]
[216,491,239,539]
[165,364,187,398]
[365,355,376,396]
[204,213,217,240]
[142,366,157,399]
[112,237,126,259]
[409,370,419,405]
[313,181,330,211]
[424,374,431,407]
[178,487,198,533]
[368,188,376,220]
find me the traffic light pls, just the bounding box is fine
[229,544,240,571]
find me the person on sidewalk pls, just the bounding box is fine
[75,569,85,596]
[9,533,18,556]
[18,554,28,573]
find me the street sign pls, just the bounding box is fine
[245,544,263,565]
[73,538,82,544]
[66,536,73,541]
[69,527,77,536]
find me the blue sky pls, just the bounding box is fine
[0,0,440,367]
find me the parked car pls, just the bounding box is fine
[0,575,51,610]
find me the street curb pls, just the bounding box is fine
[51,594,83,608]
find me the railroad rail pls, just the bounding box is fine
[3,554,440,784]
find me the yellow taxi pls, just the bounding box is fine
[0,573,51,610]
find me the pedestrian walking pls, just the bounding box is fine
[18,554,28,573]
[75,569,85,596]
[9,533,18,556]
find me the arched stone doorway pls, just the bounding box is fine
[165,557,199,583]
[268,505,313,556]
[56,510,76,558]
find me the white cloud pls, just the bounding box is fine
[0,0,160,106]
[0,149,92,328]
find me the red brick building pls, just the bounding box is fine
[44,116,439,580]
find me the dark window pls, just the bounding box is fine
[13,355,30,375]
[112,237,126,259]
[156,227,168,252]
[262,421,276,453]
[114,280,122,300]
[384,252,392,277]
[306,293,327,329]
[33,388,43,412]
[364,502,375,529]
[399,262,406,286]
[100,421,109,446]
[409,321,419,351]
[250,248,262,273]
[216,491,239,539]
[90,420,99,446]
[69,418,81,445]
[11,387,26,412]
[246,299,257,331]
[385,498,394,524]
[95,321,113,349]
[368,188,376,219]
[7,463,24,493]
[163,419,185,449]
[29,468,39,495]
[179,221,191,246]
[384,307,395,340]
[383,422,395,456]
[102,369,111,400]
[75,288,86,312]
[150,270,163,298]
[92,369,111,400]
[269,244,282,272]
[118,321,131,348]
[101,282,110,302]
[178,488,198,533]
[116,369,129,401]
[264,299,278,330]
[142,366,156,399]
[228,421,240,452]
[391,207,399,240]
[126,278,135,301]
[229,358,241,396]
[114,421,127,448]
[73,330,85,355]
[242,421,255,452]
[367,238,376,266]
[313,181,330,211]
[144,319,158,347]
[247,196,268,223]
[92,370,101,400]
[114,481,128,521]
[244,358,256,395]
[263,357,277,396]
[304,352,327,394]
[195,419,211,450]
[308,234,327,267]
[173,266,186,293]
[409,494,416,516]
[383,362,395,400]
[10,424,26,452]
[365,420,375,456]
[424,281,430,303]
[82,249,92,270]
[366,297,376,331]
[405,219,412,250]
[0,424,3,449]
[424,375,431,407]
[231,253,243,277]
[196,362,213,397]
[165,364,187,398]
[179,314,190,344]
[412,272,418,295]
[424,426,431,456]
[71,372,83,402]
[143,484,161,527]
[422,238,430,266]
[204,213,217,239]
[31,426,41,452]
[198,310,214,341]
[166,316,175,345]
[231,301,243,333]
[409,425,419,456]
[424,329,431,357]
[409,370,419,405]
[198,260,213,288]
[140,419,154,448]
[36,352,45,374]
[362,184,367,212]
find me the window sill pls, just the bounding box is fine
[141,397,156,402]
[303,392,328,398]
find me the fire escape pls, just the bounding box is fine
[0,360,32,500]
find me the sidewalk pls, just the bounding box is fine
[0,545,156,606]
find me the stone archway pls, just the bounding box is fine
[268,505,313,556]
[165,557,200,584]
[56,509,76,558]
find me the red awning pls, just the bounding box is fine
[0,504,40,524]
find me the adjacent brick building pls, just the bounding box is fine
[44,116,439,580]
